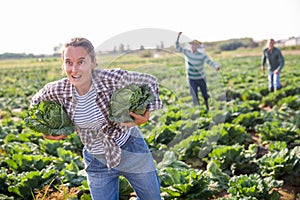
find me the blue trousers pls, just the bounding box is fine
[82,127,161,200]
[188,78,209,106]
[268,70,281,91]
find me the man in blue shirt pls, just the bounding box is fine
[261,39,284,92]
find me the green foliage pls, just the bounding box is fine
[57,148,84,169]
[257,146,300,184]
[294,110,300,128]
[206,144,258,175]
[207,145,243,171]
[218,40,251,51]
[232,111,264,130]
[8,169,57,199]
[60,161,85,186]
[158,152,218,199]
[119,176,134,199]
[5,154,54,172]
[278,95,300,109]
[164,107,182,125]
[258,148,288,179]
[241,90,262,101]
[151,124,180,146]
[260,86,300,107]
[24,101,75,136]
[204,161,230,191]
[158,86,178,106]
[284,146,300,185]
[268,141,287,151]
[39,139,64,156]
[227,100,261,115]
[0,168,9,194]
[215,123,251,146]
[255,120,299,143]
[227,173,283,200]
[109,84,154,122]
[139,49,153,58]
[172,131,214,162]
[1,52,300,199]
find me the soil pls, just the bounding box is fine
[35,182,300,200]
[211,183,300,200]
[277,182,300,200]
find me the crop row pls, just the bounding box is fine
[0,52,299,199]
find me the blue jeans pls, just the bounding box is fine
[82,127,161,200]
[188,78,209,105]
[268,70,281,90]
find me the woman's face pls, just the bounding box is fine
[63,46,96,94]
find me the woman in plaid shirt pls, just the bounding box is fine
[31,37,163,200]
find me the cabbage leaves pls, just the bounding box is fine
[24,101,75,136]
[109,84,154,123]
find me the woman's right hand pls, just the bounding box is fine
[43,134,67,140]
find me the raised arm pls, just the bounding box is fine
[176,32,186,53]
[177,32,182,42]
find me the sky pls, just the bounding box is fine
[0,0,299,55]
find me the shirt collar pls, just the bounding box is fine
[61,69,108,98]
[61,78,74,98]
[91,69,109,94]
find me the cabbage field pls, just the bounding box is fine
[0,49,299,200]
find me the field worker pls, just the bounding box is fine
[261,38,285,92]
[176,32,220,110]
[30,37,163,200]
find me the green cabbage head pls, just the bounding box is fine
[24,101,75,136]
[109,84,154,123]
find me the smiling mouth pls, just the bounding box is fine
[71,75,82,80]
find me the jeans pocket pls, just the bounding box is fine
[84,150,109,172]
[121,135,150,153]
[82,148,94,171]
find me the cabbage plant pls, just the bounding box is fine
[24,101,75,135]
[109,84,154,123]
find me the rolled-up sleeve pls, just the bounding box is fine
[31,82,56,107]
[30,79,70,108]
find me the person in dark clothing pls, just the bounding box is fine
[261,38,284,92]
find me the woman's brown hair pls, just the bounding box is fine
[61,37,96,62]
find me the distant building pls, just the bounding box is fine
[284,37,300,46]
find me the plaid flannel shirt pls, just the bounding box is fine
[31,68,163,169]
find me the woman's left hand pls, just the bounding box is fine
[121,110,150,127]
